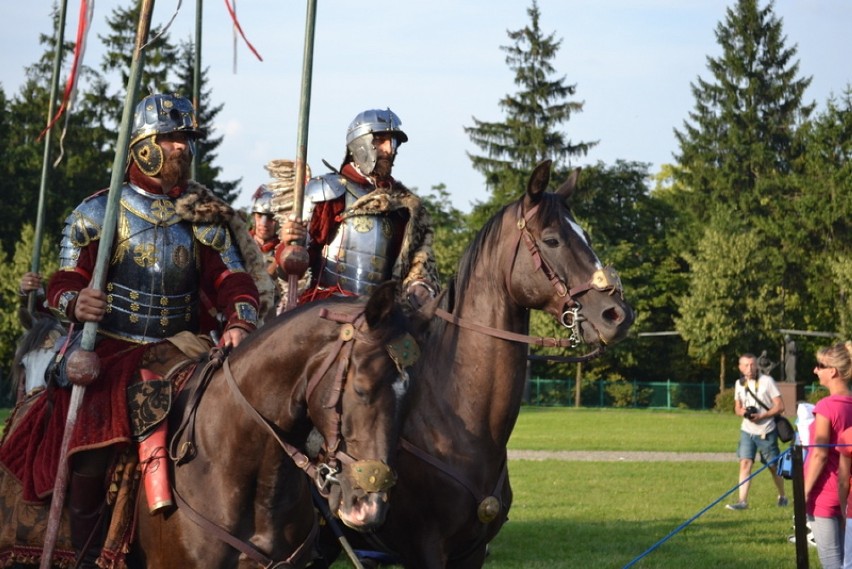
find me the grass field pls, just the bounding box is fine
[1,406,813,568]
[331,408,810,568]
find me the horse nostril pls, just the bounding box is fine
[602,304,631,326]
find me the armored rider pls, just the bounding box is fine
[0,93,261,568]
[279,108,439,309]
[249,184,282,313]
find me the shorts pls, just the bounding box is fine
[737,429,781,464]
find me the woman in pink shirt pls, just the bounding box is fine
[805,341,852,569]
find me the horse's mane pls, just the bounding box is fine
[11,313,64,391]
[455,191,564,296]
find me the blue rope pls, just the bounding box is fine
[622,447,791,569]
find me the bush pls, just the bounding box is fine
[714,387,735,413]
[807,383,829,404]
[606,379,653,408]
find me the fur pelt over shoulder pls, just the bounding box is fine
[176,182,276,323]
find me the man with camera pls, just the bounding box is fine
[727,352,788,510]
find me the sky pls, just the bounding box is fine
[2,1,851,214]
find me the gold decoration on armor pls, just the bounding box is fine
[172,245,191,268]
[160,317,168,327]
[130,303,140,312]
[130,314,139,323]
[69,210,102,248]
[112,211,132,264]
[121,197,181,226]
[352,216,374,233]
[160,297,169,306]
[133,243,157,267]
[151,199,176,222]
[193,223,231,252]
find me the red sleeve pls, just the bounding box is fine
[46,241,98,318]
[199,245,260,333]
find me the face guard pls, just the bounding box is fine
[345,108,407,175]
[129,94,204,177]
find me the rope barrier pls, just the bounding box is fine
[623,448,791,568]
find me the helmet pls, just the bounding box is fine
[251,184,274,215]
[345,108,408,175]
[129,93,204,177]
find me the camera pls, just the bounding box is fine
[744,406,759,420]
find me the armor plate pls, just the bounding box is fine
[317,180,405,295]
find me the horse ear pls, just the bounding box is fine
[364,281,398,329]
[526,160,552,203]
[556,168,581,201]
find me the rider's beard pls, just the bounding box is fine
[371,153,395,180]
[160,149,192,190]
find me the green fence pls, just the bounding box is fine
[527,378,723,410]
[527,378,824,410]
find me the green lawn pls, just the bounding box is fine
[2,406,811,568]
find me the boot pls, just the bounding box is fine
[138,369,173,514]
[68,471,107,569]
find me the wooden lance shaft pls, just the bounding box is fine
[39,1,155,567]
[29,0,69,314]
[278,0,317,311]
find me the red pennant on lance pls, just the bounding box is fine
[224,0,264,63]
[38,0,93,143]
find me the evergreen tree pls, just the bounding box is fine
[175,39,240,203]
[672,0,814,368]
[97,1,179,136]
[0,14,111,256]
[791,89,852,333]
[464,0,595,226]
[674,0,812,226]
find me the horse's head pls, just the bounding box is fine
[309,282,422,531]
[505,160,634,348]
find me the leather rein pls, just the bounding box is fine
[168,307,377,568]
[434,199,623,363]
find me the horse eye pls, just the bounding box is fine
[543,237,559,248]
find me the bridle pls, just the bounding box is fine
[169,307,417,566]
[434,198,624,363]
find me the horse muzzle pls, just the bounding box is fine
[334,459,396,531]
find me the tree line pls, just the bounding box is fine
[1,0,850,405]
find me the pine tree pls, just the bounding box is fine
[464,0,595,221]
[174,39,240,203]
[674,0,812,226]
[97,1,179,131]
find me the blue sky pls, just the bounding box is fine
[2,1,850,213]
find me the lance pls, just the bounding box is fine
[29,0,70,314]
[276,0,317,311]
[39,1,155,566]
[190,0,202,181]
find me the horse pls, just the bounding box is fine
[0,281,424,568]
[318,160,635,568]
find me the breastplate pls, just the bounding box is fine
[100,184,200,343]
[318,185,405,296]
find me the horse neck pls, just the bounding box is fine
[411,252,530,452]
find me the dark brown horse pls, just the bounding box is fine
[129,281,423,568]
[319,161,634,568]
[0,282,421,569]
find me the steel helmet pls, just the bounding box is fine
[129,93,204,177]
[251,184,274,215]
[345,108,408,175]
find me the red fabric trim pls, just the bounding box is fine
[213,269,233,290]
